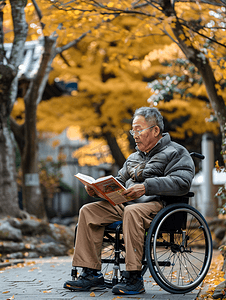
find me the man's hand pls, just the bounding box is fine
[85,185,97,197]
[121,184,146,200]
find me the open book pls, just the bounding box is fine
[74,173,131,206]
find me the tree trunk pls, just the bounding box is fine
[196,59,226,164]
[20,93,46,218]
[0,64,21,217]
[177,49,226,166]
[103,131,126,168]
[164,1,226,166]
[0,113,21,217]
[0,0,28,218]
[19,36,57,219]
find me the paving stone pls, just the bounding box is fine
[0,256,200,300]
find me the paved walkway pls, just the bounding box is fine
[0,256,200,300]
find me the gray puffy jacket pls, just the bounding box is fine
[116,133,195,204]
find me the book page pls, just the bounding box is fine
[105,190,129,205]
[95,175,115,183]
[75,173,96,184]
[94,178,129,204]
[94,178,125,194]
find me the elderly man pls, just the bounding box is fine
[64,106,195,295]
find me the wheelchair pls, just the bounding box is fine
[71,152,213,294]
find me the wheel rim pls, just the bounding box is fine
[152,207,212,291]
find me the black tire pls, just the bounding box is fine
[145,203,212,294]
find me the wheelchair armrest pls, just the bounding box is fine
[186,192,194,197]
[160,192,194,205]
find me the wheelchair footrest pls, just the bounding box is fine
[71,267,77,280]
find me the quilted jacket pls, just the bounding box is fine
[116,133,195,204]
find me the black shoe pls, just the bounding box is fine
[112,271,145,295]
[63,268,105,291]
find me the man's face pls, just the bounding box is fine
[132,115,160,153]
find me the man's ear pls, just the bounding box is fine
[154,126,160,137]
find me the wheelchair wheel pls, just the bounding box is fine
[145,203,212,294]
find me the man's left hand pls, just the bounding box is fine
[121,184,146,200]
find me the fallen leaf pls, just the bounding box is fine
[90,291,95,297]
[26,261,36,266]
[28,267,38,272]
[43,290,51,293]
[2,291,10,294]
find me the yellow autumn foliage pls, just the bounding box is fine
[72,133,132,166]
[157,99,219,139]
[11,99,25,125]
[7,0,226,168]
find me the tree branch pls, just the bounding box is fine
[56,30,91,54]
[0,8,4,63]
[182,22,226,49]
[9,116,25,154]
[31,0,45,30]
[9,0,28,68]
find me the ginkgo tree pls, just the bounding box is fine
[50,0,226,163]
[12,10,175,167]
[36,29,172,168]
[145,47,221,151]
[1,0,120,218]
[34,33,219,166]
[12,1,222,170]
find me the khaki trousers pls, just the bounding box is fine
[72,200,163,271]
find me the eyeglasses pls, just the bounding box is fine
[129,125,156,137]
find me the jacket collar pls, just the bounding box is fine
[136,133,171,157]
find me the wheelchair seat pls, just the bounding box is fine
[106,220,123,230]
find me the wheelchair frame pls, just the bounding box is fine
[71,152,213,294]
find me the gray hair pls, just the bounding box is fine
[133,107,164,134]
